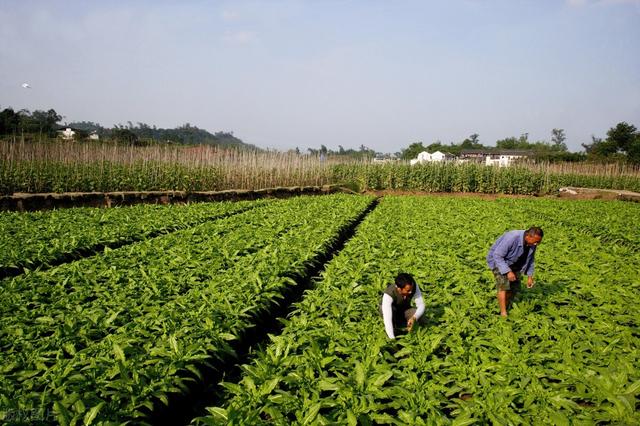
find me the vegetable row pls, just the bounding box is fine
[0,200,269,275]
[0,194,374,425]
[208,195,640,425]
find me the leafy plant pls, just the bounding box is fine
[208,195,640,424]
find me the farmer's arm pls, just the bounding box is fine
[413,284,425,320]
[525,248,536,277]
[408,287,425,332]
[381,293,395,339]
[525,248,536,287]
[492,235,516,275]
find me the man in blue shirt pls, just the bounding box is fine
[487,227,543,317]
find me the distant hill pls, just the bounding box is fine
[67,121,258,149]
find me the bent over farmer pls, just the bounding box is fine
[380,273,425,339]
[487,227,543,317]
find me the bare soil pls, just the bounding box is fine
[364,187,640,202]
[363,190,533,200]
[362,188,640,202]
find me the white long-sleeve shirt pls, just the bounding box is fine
[381,283,425,339]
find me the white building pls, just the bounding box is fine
[59,127,76,140]
[484,151,530,167]
[410,150,453,165]
[459,150,532,167]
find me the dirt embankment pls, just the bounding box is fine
[2,186,639,211]
[364,187,640,202]
[0,185,342,211]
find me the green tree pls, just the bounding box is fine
[496,133,532,150]
[468,133,480,145]
[551,128,567,151]
[460,133,483,150]
[582,122,639,163]
[495,137,519,150]
[400,142,427,160]
[112,128,139,145]
[606,122,637,153]
[0,108,20,135]
[628,137,640,164]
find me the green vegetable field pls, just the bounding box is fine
[207,196,640,425]
[1,194,639,425]
[0,200,269,278]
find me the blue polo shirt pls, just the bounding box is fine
[486,230,537,276]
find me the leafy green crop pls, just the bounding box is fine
[210,196,640,425]
[0,199,270,275]
[0,194,374,424]
[331,163,640,194]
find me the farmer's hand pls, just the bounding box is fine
[507,271,517,282]
[407,316,416,332]
[527,276,535,288]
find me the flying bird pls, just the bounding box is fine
[21,83,31,89]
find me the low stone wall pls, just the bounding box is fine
[0,185,346,211]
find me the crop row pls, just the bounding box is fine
[332,163,640,194]
[4,151,640,195]
[0,199,270,276]
[494,198,640,251]
[208,196,640,425]
[0,194,374,424]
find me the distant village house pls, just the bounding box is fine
[411,149,533,167]
[373,153,399,164]
[410,150,454,165]
[57,127,99,141]
[459,149,532,167]
[58,127,76,140]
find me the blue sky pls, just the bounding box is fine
[1,0,639,153]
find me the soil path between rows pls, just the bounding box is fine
[364,187,640,202]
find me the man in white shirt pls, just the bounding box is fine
[380,273,425,339]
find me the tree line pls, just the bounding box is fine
[0,107,253,149]
[297,144,377,160]
[2,107,638,164]
[396,123,640,164]
[0,108,62,137]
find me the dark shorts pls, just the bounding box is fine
[492,268,521,292]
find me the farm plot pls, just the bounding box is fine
[0,194,374,425]
[210,196,640,425]
[493,198,640,252]
[0,199,269,277]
